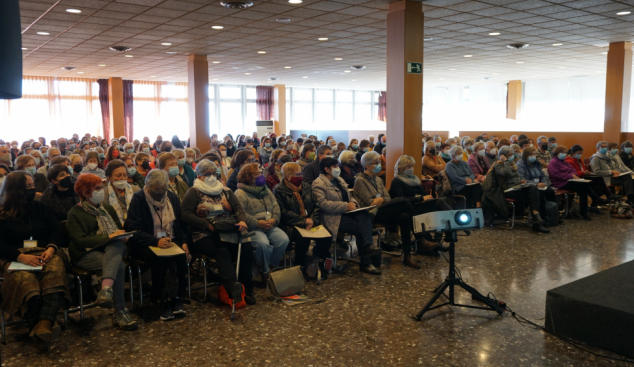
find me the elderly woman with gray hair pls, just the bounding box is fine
[181,159,256,305]
[126,169,191,321]
[494,146,549,233]
[338,150,363,188]
[353,151,422,269]
[590,140,634,206]
[445,146,483,209]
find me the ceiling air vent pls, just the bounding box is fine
[507,43,529,50]
[109,46,132,52]
[268,78,278,81]
[220,0,253,9]
[61,66,77,71]
[351,65,366,70]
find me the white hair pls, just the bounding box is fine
[145,169,169,190]
[360,151,381,169]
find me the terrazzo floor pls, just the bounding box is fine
[3,213,634,366]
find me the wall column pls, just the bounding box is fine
[273,84,286,135]
[604,42,632,143]
[507,80,522,120]
[386,0,423,188]
[188,54,210,153]
[108,77,124,139]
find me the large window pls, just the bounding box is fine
[293,88,313,124]
[133,81,188,140]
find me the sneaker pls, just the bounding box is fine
[231,282,244,304]
[171,297,186,317]
[112,309,139,331]
[159,301,175,321]
[244,290,257,305]
[95,286,114,309]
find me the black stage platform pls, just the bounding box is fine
[545,260,634,358]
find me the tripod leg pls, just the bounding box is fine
[416,281,449,320]
[455,281,504,315]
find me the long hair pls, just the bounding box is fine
[0,171,28,220]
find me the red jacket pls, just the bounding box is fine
[564,156,585,177]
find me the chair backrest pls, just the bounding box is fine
[584,157,591,170]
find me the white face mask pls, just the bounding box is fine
[186,157,194,163]
[331,167,341,178]
[89,189,105,205]
[204,175,217,187]
[87,163,97,170]
[221,151,227,157]
[404,168,414,177]
[112,180,127,190]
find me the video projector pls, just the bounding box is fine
[413,209,484,233]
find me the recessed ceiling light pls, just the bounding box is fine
[489,32,500,36]
[423,37,433,41]
[284,66,291,69]
[21,47,27,50]
[257,51,266,54]
[318,37,328,41]
[161,42,172,46]
[98,64,106,67]
[151,76,156,78]
[302,76,308,78]
[289,0,302,3]
[211,26,224,30]
[110,46,132,52]
[245,73,251,75]
[213,78,218,81]
[124,55,133,58]
[464,55,472,58]
[166,51,177,54]
[212,61,220,63]
[617,11,631,15]
[601,52,608,54]
[516,61,524,64]
[334,58,343,61]
[276,18,291,23]
[66,9,81,13]
[449,68,456,70]
[344,70,351,73]
[36,32,49,35]
[552,43,563,46]
[77,71,84,74]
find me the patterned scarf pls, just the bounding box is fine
[237,183,269,199]
[79,201,119,235]
[143,187,176,238]
[283,179,306,218]
[107,181,134,224]
[394,173,421,187]
[193,177,224,196]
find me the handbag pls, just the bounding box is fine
[209,216,239,232]
[267,266,305,298]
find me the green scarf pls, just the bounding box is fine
[238,183,269,199]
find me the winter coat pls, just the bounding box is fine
[312,174,358,241]
[234,187,281,231]
[273,180,322,239]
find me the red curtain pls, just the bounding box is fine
[378,91,387,122]
[123,80,134,140]
[97,79,111,141]
[256,86,274,120]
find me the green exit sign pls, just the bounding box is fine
[407,62,422,74]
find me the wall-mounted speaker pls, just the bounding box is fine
[0,0,23,99]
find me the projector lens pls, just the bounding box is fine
[455,211,472,225]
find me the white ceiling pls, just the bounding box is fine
[19,0,634,90]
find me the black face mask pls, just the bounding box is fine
[59,176,72,188]
[150,191,165,202]
[541,143,549,151]
[74,164,83,173]
[25,189,36,202]
[163,147,172,152]
[141,161,151,170]
[59,142,67,149]
[429,149,436,155]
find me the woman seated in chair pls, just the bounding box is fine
[353,151,424,269]
[67,174,138,331]
[445,146,483,209]
[338,150,363,188]
[41,164,80,222]
[422,141,446,179]
[312,158,382,275]
[266,154,293,191]
[493,146,549,233]
[103,159,141,225]
[516,147,559,215]
[549,145,608,220]
[234,163,289,283]
[0,171,68,350]
[126,169,191,321]
[467,142,490,183]
[274,162,331,279]
[157,152,189,202]
[181,160,256,305]
[565,145,613,201]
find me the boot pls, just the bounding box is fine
[532,224,550,233]
[30,319,61,350]
[402,254,421,269]
[260,271,270,284]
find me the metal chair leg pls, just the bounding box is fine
[509,202,515,229]
[201,258,208,301]
[126,265,134,310]
[136,265,143,307]
[76,275,85,321]
[187,262,192,300]
[1,310,5,342]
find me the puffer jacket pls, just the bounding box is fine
[234,187,282,231]
[590,152,619,185]
[273,180,322,238]
[312,174,358,241]
[493,160,520,191]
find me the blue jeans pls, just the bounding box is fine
[251,227,290,273]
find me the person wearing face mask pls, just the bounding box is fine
[243,138,259,161]
[184,148,198,170]
[103,160,141,225]
[79,151,106,179]
[210,134,220,150]
[298,143,316,172]
[266,155,293,191]
[547,137,558,153]
[439,143,452,163]
[511,144,522,164]
[565,145,614,202]
[285,139,300,161]
[127,169,190,321]
[66,174,138,331]
[302,145,333,188]
[154,152,188,202]
[338,150,363,188]
[608,142,633,175]
[422,141,446,179]
[172,149,196,187]
[41,164,81,221]
[274,161,331,279]
[30,150,46,170]
[373,134,386,155]
[277,136,288,154]
[234,163,289,283]
[259,138,273,165]
[0,164,9,187]
[0,171,68,351]
[252,132,260,149]
[159,140,173,155]
[534,136,552,168]
[226,149,255,192]
[516,147,560,217]
[217,144,231,167]
[549,145,610,219]
[135,152,152,179]
[462,138,475,161]
[354,151,422,269]
[445,146,484,210]
[122,143,135,157]
[0,145,12,171]
[368,135,376,150]
[181,160,256,305]
[468,142,490,183]
[618,141,634,170]
[355,140,371,163]
[483,141,498,166]
[69,154,83,180]
[348,138,359,153]
[225,140,236,158]
[16,155,48,196]
[312,157,382,274]
[104,146,120,167]
[123,156,144,189]
[590,141,634,206]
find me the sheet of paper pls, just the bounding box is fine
[150,245,185,257]
[346,205,377,214]
[466,182,481,186]
[538,186,548,191]
[569,179,591,183]
[620,172,632,176]
[8,262,42,272]
[504,188,515,193]
[294,225,331,239]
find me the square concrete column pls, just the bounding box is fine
[507,80,522,120]
[386,0,423,188]
[273,85,286,135]
[604,42,632,143]
[108,77,124,139]
[188,54,210,153]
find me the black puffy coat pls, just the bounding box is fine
[273,180,322,238]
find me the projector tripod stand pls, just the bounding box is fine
[416,229,505,320]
